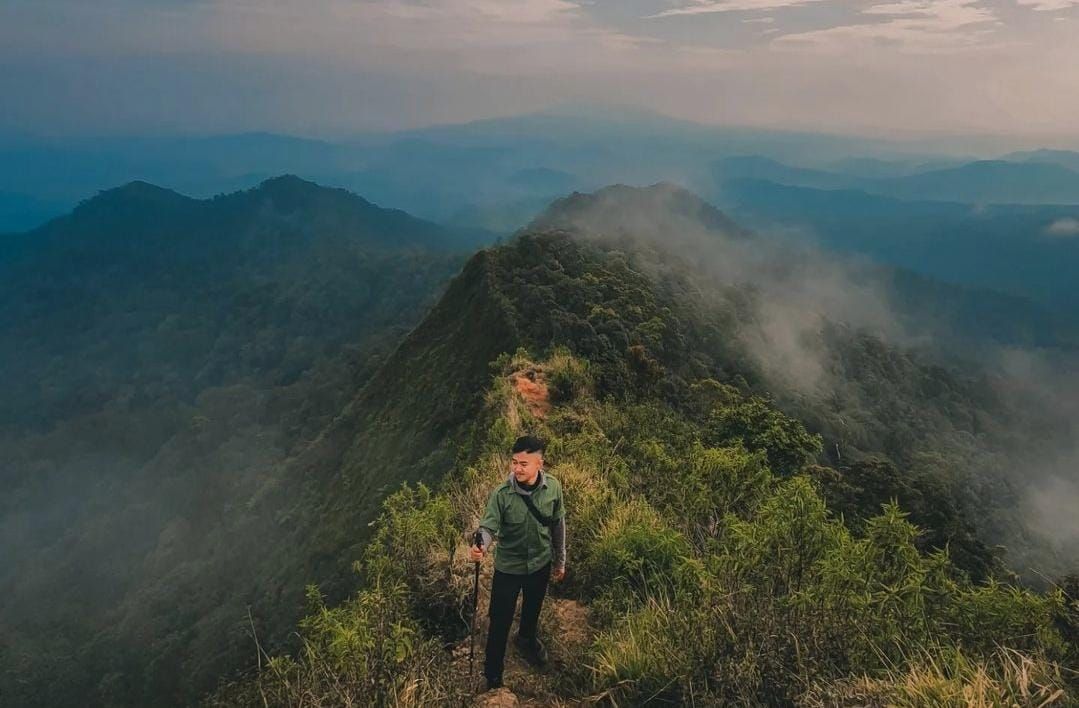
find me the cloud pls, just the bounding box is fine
[646,0,828,17]
[377,0,582,23]
[1045,217,1079,237]
[772,0,1001,52]
[1016,0,1079,10]
[3,0,1079,138]
[1023,476,1079,550]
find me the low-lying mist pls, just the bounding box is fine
[532,182,1079,580]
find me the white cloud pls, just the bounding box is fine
[1045,217,1079,237]
[772,0,1001,52]
[646,0,828,18]
[374,0,582,24]
[1016,0,1079,10]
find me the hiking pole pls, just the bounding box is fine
[468,529,484,688]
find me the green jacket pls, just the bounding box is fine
[479,470,565,575]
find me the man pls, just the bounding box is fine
[470,434,566,692]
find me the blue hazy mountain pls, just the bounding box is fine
[718,178,1079,308]
[0,132,347,232]
[824,155,968,178]
[1002,148,1079,172]
[0,106,949,233]
[0,190,68,232]
[714,155,1079,205]
[8,110,1077,237]
[877,160,1079,204]
[714,155,858,190]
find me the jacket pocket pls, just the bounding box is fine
[503,499,528,526]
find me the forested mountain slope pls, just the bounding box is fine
[220,183,1076,704]
[4,179,1076,706]
[0,176,489,706]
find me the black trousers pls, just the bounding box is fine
[483,561,551,682]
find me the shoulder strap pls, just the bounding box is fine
[518,492,556,527]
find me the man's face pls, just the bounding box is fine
[510,449,543,485]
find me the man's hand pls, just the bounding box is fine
[469,544,485,562]
[552,566,566,582]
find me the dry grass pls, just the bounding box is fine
[802,648,1074,708]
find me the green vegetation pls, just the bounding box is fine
[0,177,486,707]
[6,180,1078,706]
[226,348,1077,705]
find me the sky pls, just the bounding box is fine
[2,0,1079,143]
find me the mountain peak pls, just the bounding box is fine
[529,182,750,243]
[68,180,194,223]
[247,173,366,206]
[90,180,190,205]
[256,173,324,191]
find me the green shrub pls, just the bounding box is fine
[705,396,823,474]
[589,596,698,706]
[545,346,593,403]
[362,483,461,626]
[209,581,466,708]
[581,500,699,613]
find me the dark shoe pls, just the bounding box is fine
[514,634,548,666]
[485,676,503,691]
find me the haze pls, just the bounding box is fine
[2,0,1079,147]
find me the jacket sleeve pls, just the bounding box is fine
[477,488,501,548]
[550,480,566,569]
[550,516,566,570]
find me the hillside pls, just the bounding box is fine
[0,177,490,706]
[211,182,1078,705]
[526,185,1079,580]
[4,180,1078,706]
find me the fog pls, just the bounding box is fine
[539,181,1079,576]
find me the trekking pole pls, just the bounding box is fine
[468,529,484,687]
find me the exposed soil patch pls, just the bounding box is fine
[510,368,551,419]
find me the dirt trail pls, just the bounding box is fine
[457,365,586,705]
[451,553,595,707]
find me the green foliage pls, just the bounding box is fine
[581,500,698,616]
[544,345,594,404]
[803,647,1074,708]
[0,179,478,707]
[813,456,995,581]
[362,483,458,589]
[589,596,701,706]
[220,346,1076,707]
[11,197,1078,707]
[704,395,823,475]
[209,579,467,707]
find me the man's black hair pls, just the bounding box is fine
[512,435,545,455]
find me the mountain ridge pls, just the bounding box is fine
[3,177,1077,706]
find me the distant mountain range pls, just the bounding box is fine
[717,177,1079,309]
[713,155,1079,205]
[6,108,1079,234]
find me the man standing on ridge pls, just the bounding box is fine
[470,434,566,692]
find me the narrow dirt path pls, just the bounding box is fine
[451,561,596,707]
[454,364,593,706]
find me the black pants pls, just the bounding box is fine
[484,561,551,683]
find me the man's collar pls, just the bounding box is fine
[509,468,546,490]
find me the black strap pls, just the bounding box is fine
[518,492,557,527]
